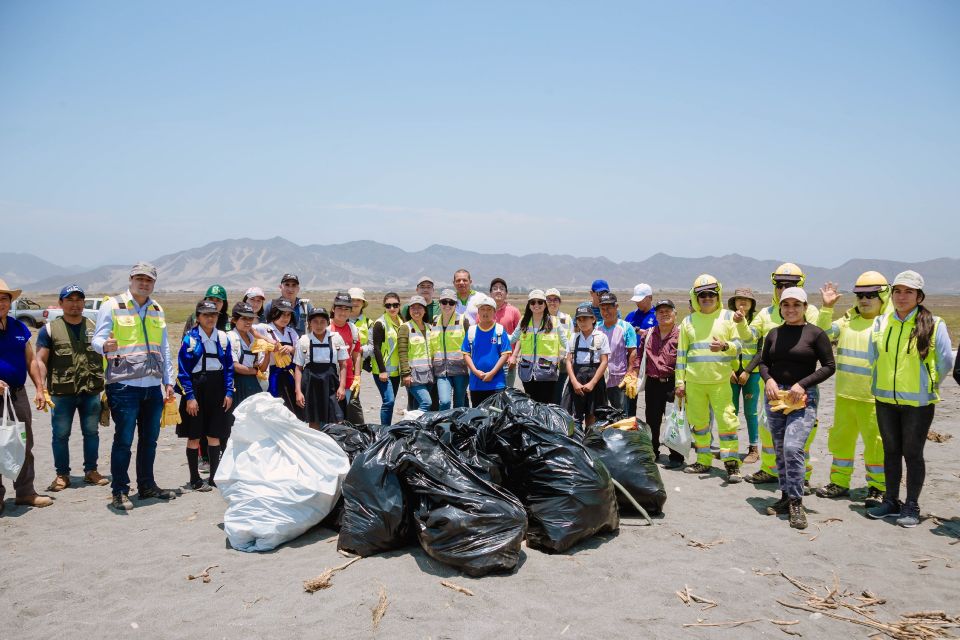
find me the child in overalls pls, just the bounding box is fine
[562,304,610,426]
[294,307,348,428]
[177,300,234,491]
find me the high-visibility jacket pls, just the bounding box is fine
[516,324,562,382]
[871,310,947,407]
[677,284,752,386]
[371,314,401,376]
[430,313,467,377]
[402,321,434,385]
[818,307,875,402]
[46,317,104,395]
[105,292,166,384]
[750,300,820,343]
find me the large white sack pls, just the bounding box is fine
[216,394,351,552]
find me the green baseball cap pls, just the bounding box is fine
[205,284,227,301]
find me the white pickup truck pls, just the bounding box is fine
[10,298,52,327]
[43,298,106,325]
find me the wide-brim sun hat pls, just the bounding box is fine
[0,278,23,301]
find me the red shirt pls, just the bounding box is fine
[645,324,679,378]
[331,321,360,386]
[495,303,521,335]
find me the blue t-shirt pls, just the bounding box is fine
[625,308,658,335]
[0,316,32,387]
[460,323,512,391]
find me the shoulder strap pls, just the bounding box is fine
[216,330,229,351]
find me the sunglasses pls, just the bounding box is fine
[384,303,400,309]
[774,282,792,289]
[440,300,456,306]
[529,300,545,306]
[855,292,880,300]
[696,292,718,299]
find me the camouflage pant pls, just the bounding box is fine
[765,386,819,499]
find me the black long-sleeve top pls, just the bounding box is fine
[759,322,835,389]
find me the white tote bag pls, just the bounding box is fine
[662,401,691,458]
[0,387,27,481]
[636,334,649,393]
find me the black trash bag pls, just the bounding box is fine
[337,426,416,556]
[477,388,576,436]
[396,429,527,576]
[583,424,667,515]
[591,405,629,428]
[316,423,378,531]
[407,408,505,485]
[477,403,619,553]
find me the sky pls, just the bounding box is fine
[1,1,958,268]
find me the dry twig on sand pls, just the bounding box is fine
[187,564,218,584]
[440,580,475,596]
[675,532,728,549]
[676,585,718,611]
[927,430,952,443]
[372,584,389,632]
[302,556,361,593]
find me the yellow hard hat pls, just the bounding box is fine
[692,273,720,293]
[771,262,805,286]
[853,271,889,293]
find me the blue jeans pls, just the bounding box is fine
[732,372,762,445]
[765,386,818,499]
[436,375,469,410]
[408,384,434,411]
[374,375,401,425]
[107,383,164,496]
[51,392,102,475]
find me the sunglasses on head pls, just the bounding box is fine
[855,292,880,300]
[384,303,400,309]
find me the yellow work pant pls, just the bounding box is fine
[828,396,885,491]
[685,381,740,466]
[759,407,816,481]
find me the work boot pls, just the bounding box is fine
[742,445,760,464]
[110,493,134,512]
[766,493,790,515]
[725,460,743,483]
[864,486,884,508]
[683,462,712,474]
[15,494,54,508]
[84,470,109,486]
[47,474,70,492]
[137,486,177,501]
[896,501,921,528]
[744,469,778,484]
[815,482,849,499]
[788,499,807,529]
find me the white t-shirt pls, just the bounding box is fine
[190,328,224,373]
[293,331,349,367]
[228,329,264,369]
[567,330,611,365]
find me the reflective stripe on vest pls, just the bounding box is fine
[678,310,737,383]
[872,313,943,407]
[430,314,466,376]
[518,325,561,382]
[834,316,875,401]
[372,315,400,375]
[105,293,165,384]
[405,321,433,383]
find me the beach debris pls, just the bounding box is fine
[187,564,218,583]
[372,584,389,632]
[675,531,727,549]
[440,580,475,596]
[676,585,718,611]
[927,430,952,443]
[911,555,954,570]
[303,556,361,593]
[683,619,762,628]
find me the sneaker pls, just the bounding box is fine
[84,470,109,486]
[683,462,712,474]
[189,479,212,492]
[816,482,849,499]
[788,499,807,529]
[803,481,814,496]
[744,469,778,484]
[137,486,177,501]
[47,474,70,492]
[742,445,760,464]
[896,502,921,528]
[864,486,884,508]
[725,461,743,483]
[14,494,54,508]
[110,493,134,511]
[663,458,685,470]
[199,459,210,473]
[766,494,790,515]
[867,498,901,519]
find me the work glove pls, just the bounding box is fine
[350,376,361,393]
[618,372,639,399]
[769,390,806,415]
[161,399,181,427]
[600,417,638,431]
[361,344,373,359]
[250,338,275,353]
[42,390,55,412]
[273,351,292,369]
[99,392,111,427]
[256,369,269,381]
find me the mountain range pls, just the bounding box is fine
[3,237,958,294]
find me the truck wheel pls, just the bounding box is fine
[17,316,36,328]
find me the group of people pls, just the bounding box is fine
[0,261,957,531]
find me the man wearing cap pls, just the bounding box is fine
[263,274,313,335]
[0,278,53,512]
[35,284,109,493]
[598,292,638,415]
[92,262,177,511]
[401,277,441,323]
[330,291,362,422]
[642,299,686,467]
[453,269,484,326]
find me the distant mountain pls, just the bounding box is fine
[8,239,960,294]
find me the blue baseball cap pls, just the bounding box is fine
[59,284,85,300]
[591,279,610,293]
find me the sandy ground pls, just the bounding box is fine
[2,372,959,640]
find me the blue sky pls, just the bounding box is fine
[1,1,958,267]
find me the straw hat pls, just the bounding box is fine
[0,278,23,301]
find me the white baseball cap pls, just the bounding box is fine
[779,287,808,304]
[475,294,496,310]
[892,270,924,290]
[527,289,546,301]
[545,288,562,300]
[631,283,653,302]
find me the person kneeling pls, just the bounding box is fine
[294,308,348,428]
[177,301,234,492]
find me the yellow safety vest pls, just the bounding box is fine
[818,307,874,402]
[430,313,467,377]
[105,292,166,384]
[517,325,562,382]
[872,310,945,407]
[404,321,434,385]
[676,309,742,385]
[371,314,400,376]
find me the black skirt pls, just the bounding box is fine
[177,370,230,440]
[233,374,263,408]
[561,365,608,422]
[302,362,343,425]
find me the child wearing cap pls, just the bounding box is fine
[182,284,231,336]
[545,288,572,405]
[330,291,361,421]
[432,289,470,409]
[242,287,267,323]
[461,295,513,406]
[294,308,349,427]
[255,298,301,419]
[562,304,610,426]
[228,302,267,409]
[508,289,568,403]
[177,301,235,491]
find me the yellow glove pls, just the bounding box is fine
[601,417,638,431]
[769,390,806,415]
[161,399,181,427]
[257,369,269,381]
[99,393,110,427]
[350,376,361,393]
[273,351,292,369]
[618,372,639,399]
[251,338,276,354]
[43,390,55,412]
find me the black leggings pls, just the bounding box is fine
[875,401,935,504]
[645,377,684,461]
[522,380,557,404]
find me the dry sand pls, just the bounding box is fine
[3,373,959,640]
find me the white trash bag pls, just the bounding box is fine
[0,388,27,481]
[216,394,351,552]
[662,401,691,459]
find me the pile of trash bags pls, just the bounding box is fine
[218,388,666,576]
